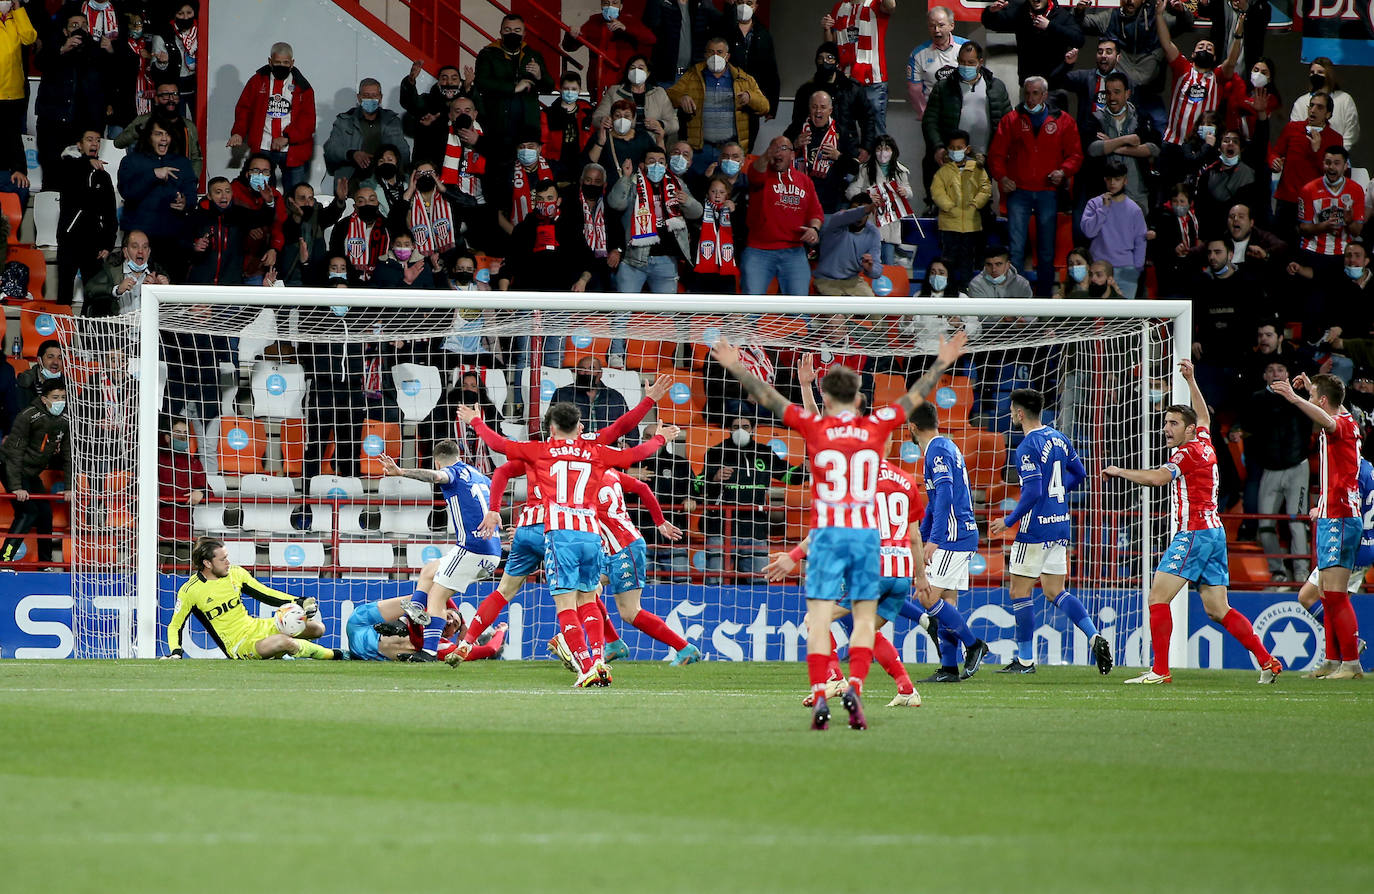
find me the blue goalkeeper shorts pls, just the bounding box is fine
[505,524,546,577]
[1317,517,1362,570]
[806,527,881,603]
[544,530,604,594]
[345,602,386,662]
[601,540,648,596]
[840,575,909,624]
[1156,528,1229,587]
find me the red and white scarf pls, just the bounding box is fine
[630,170,683,245]
[832,0,884,83]
[84,1,118,39]
[408,192,456,255]
[534,210,559,253]
[443,142,486,201]
[127,35,154,116]
[694,202,737,275]
[510,157,553,225]
[344,215,390,280]
[172,22,198,69]
[868,180,913,229]
[262,74,294,151]
[738,344,774,384]
[798,118,840,179]
[581,195,608,257]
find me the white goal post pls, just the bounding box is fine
[99,288,1192,662]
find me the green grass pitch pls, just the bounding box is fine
[1,660,1371,893]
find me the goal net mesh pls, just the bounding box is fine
[64,298,1176,665]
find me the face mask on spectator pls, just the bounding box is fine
[517,147,539,166]
[1250,71,1269,88]
[817,60,837,75]
[128,259,149,272]
[737,3,754,21]
[328,271,348,281]
[461,389,482,405]
[576,370,599,389]
[331,305,350,316]
[1310,72,1326,90]
[394,247,414,261]
[501,32,522,50]
[876,148,893,164]
[175,14,193,29]
[129,28,143,39]
[356,204,380,223]
[958,64,978,81]
[171,438,190,452]
[731,427,751,447]
[949,148,966,163]
[360,98,380,114]
[271,64,293,81]
[645,162,666,182]
[453,113,474,132]
[627,67,648,86]
[613,116,633,135]
[40,366,61,380]
[602,5,620,20]
[581,183,603,200]
[1172,203,1189,217]
[1192,50,1215,69]
[1069,263,1088,283]
[377,162,398,180]
[561,88,580,104]
[669,155,689,175]
[1025,102,1045,114]
[0,2,15,13]
[1347,265,1365,280]
[248,172,269,191]
[928,273,948,292]
[706,54,727,74]
[986,271,1007,286]
[453,270,475,285]
[48,400,66,417]
[1220,153,1240,167]
[1197,125,1215,140]
[1149,389,1164,405]
[1088,281,1111,297]
[537,200,557,218]
[416,173,436,191]
[720,158,741,176]
[298,204,315,220]
[440,85,460,100]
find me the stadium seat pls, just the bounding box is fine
[8,246,47,299]
[335,542,395,578]
[20,303,73,360]
[391,363,444,422]
[873,372,906,409]
[0,191,19,243]
[6,354,25,376]
[238,473,297,533]
[193,485,229,535]
[32,191,60,248]
[931,374,976,429]
[624,339,674,372]
[249,361,307,418]
[756,314,810,340]
[564,335,612,368]
[358,419,401,478]
[867,264,911,298]
[379,475,434,535]
[528,366,572,419]
[753,425,805,464]
[683,427,727,474]
[955,429,1007,489]
[657,368,707,429]
[217,415,267,476]
[306,475,367,535]
[971,548,1007,585]
[222,540,259,567]
[268,541,326,575]
[406,541,449,569]
[279,419,334,477]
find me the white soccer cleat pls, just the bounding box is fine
[547,633,576,673]
[1322,661,1365,680]
[801,679,849,706]
[1123,670,1171,684]
[1303,659,1340,679]
[886,690,922,707]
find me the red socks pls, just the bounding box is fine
[874,632,913,695]
[848,647,873,695]
[463,591,508,645]
[807,652,831,695]
[597,597,620,644]
[1323,591,1360,661]
[557,609,591,672]
[467,624,507,660]
[1149,603,1172,676]
[577,602,605,664]
[1324,602,1339,661]
[631,610,687,650]
[826,633,843,680]
[1221,608,1273,665]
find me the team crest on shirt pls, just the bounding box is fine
[1250,603,1322,672]
[700,240,715,260]
[267,93,291,118]
[1187,82,1208,103]
[1044,119,1058,135]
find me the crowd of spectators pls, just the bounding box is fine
[1,0,1372,575]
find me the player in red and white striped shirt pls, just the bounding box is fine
[1297,146,1366,257]
[459,402,678,687]
[1156,3,1244,146]
[1271,373,1366,678]
[1107,360,1278,684]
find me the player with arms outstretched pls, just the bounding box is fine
[989,389,1112,674]
[1295,456,1371,676]
[1106,360,1281,684]
[713,329,967,730]
[1270,372,1366,679]
[460,401,678,687]
[164,537,342,660]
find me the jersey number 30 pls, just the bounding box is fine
[814,449,880,502]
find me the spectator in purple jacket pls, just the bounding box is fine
[1079,157,1148,297]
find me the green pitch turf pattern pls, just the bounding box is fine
[1,661,1371,894]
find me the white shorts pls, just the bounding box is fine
[1304,565,1369,595]
[433,545,500,594]
[1009,540,1069,579]
[926,549,972,592]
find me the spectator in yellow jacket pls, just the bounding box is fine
[0,1,38,191]
[930,130,992,288]
[666,35,769,173]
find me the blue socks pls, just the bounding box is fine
[898,600,926,624]
[421,615,446,653]
[928,599,976,648]
[1052,591,1099,639]
[1012,598,1036,663]
[938,627,962,670]
[1306,600,1325,621]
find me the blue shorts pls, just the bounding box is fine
[601,539,647,596]
[1317,517,1362,570]
[345,602,386,661]
[840,575,909,624]
[806,527,881,603]
[505,524,546,577]
[544,529,604,594]
[1156,528,1229,587]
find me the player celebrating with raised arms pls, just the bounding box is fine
[989,389,1112,675]
[165,538,342,660]
[1106,360,1282,684]
[713,329,968,730]
[458,401,679,687]
[1270,372,1365,680]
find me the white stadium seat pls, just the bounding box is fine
[336,542,396,579]
[391,363,444,421]
[32,191,60,248]
[238,473,297,533]
[250,361,308,419]
[378,476,433,536]
[268,541,326,575]
[222,540,259,567]
[306,475,367,535]
[405,542,449,569]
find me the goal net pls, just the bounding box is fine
[63,289,1188,664]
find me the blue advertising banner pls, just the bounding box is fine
[1302,0,1374,65]
[1,573,1369,674]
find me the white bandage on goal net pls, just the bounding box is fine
[68,289,1188,662]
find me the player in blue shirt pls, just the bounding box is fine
[378,439,502,657]
[1296,457,1372,677]
[989,389,1111,675]
[911,402,988,683]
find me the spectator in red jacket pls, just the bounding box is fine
[230,153,287,284]
[562,0,655,101]
[988,75,1082,295]
[740,135,824,295]
[1269,91,1343,245]
[227,41,316,192]
[158,417,206,555]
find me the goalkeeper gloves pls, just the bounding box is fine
[297,596,319,619]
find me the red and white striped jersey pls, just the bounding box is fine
[1317,409,1362,519]
[499,437,665,534]
[1298,176,1366,256]
[1163,56,1220,146]
[1165,427,1223,534]
[598,470,643,554]
[487,459,544,527]
[876,461,924,578]
[260,75,295,151]
[831,0,891,85]
[783,402,908,529]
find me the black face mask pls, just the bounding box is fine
[1192,51,1215,69]
[439,86,460,100]
[581,184,603,200]
[1310,73,1327,90]
[452,270,475,285]
[298,204,315,220]
[376,163,398,181]
[271,64,293,81]
[175,16,194,30]
[817,61,837,75]
[460,389,481,405]
[501,33,522,51]
[355,204,380,223]
[416,173,436,192]
[1088,281,1110,297]
[1349,389,1374,411]
[576,371,599,390]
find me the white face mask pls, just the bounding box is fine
[706,54,727,74]
[1250,70,1269,88]
[736,3,754,21]
[613,116,633,135]
[627,68,648,86]
[876,149,893,164]
[731,427,751,447]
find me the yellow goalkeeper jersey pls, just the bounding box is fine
[168,566,295,655]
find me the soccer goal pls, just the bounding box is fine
[57,288,1190,664]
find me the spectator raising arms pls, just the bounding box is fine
[741,137,823,296]
[823,0,896,133]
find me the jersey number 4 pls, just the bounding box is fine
[814,449,880,502]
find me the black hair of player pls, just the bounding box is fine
[820,365,861,405]
[1311,373,1346,408]
[433,439,461,463]
[192,537,225,574]
[545,401,581,436]
[1009,388,1044,418]
[911,402,939,432]
[1163,404,1198,428]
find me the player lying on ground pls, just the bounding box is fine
[378,439,501,657]
[989,388,1113,675]
[1294,457,1371,677]
[714,329,967,730]
[1270,373,1366,680]
[449,378,673,665]
[459,400,679,688]
[164,537,342,660]
[1105,360,1282,684]
[343,588,508,662]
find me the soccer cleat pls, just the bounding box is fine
[811,695,830,730]
[670,643,703,666]
[1091,634,1114,675]
[1123,670,1171,684]
[403,649,438,663]
[802,678,849,706]
[400,600,430,628]
[330,648,346,660]
[574,664,603,688]
[996,658,1037,674]
[603,639,630,662]
[1360,637,1368,656]
[886,690,922,707]
[595,661,613,687]
[443,640,473,667]
[961,639,990,679]
[1303,659,1340,679]
[547,634,576,673]
[1323,661,1365,680]
[921,667,962,683]
[841,687,867,730]
[1258,657,1282,684]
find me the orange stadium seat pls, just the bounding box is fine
[217,415,266,476]
[20,303,73,360]
[281,419,334,477]
[8,245,47,299]
[873,372,906,409]
[657,369,707,429]
[624,339,674,371]
[754,425,805,464]
[359,420,401,477]
[563,336,611,369]
[955,429,1007,489]
[0,191,19,243]
[971,547,1007,586]
[684,427,728,475]
[932,374,976,429]
[869,264,910,298]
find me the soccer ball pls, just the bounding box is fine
[274,603,308,636]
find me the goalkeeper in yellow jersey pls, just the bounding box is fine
[163,538,343,660]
